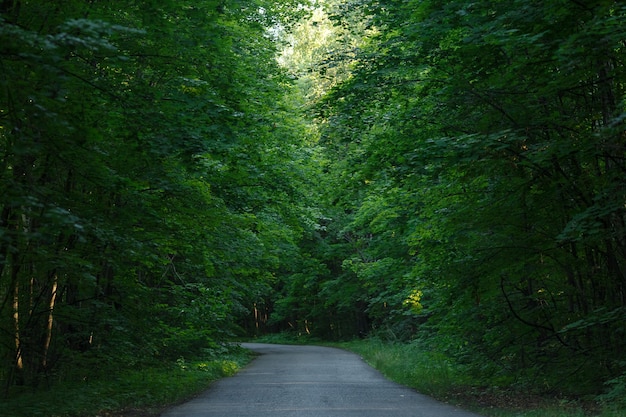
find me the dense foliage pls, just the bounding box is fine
[271,0,626,400]
[0,0,311,393]
[3,0,626,408]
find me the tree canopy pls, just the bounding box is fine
[271,0,626,399]
[0,0,311,389]
[2,0,625,405]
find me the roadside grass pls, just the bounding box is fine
[334,339,624,417]
[338,339,462,400]
[482,409,623,417]
[3,346,254,417]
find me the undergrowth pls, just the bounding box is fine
[335,338,624,417]
[2,345,253,417]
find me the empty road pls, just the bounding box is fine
[160,343,484,417]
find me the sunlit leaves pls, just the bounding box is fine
[299,0,626,394]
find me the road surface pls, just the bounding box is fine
[160,343,484,417]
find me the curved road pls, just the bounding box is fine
[161,343,484,417]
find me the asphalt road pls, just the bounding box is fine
[160,343,484,417]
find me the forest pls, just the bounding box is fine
[1,0,625,411]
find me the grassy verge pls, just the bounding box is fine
[335,339,624,417]
[3,345,254,417]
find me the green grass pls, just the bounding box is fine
[2,347,254,417]
[335,339,624,417]
[23,333,618,417]
[337,339,462,399]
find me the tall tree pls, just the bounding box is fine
[288,0,626,395]
[0,0,311,391]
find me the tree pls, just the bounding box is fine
[288,0,626,394]
[0,0,312,391]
